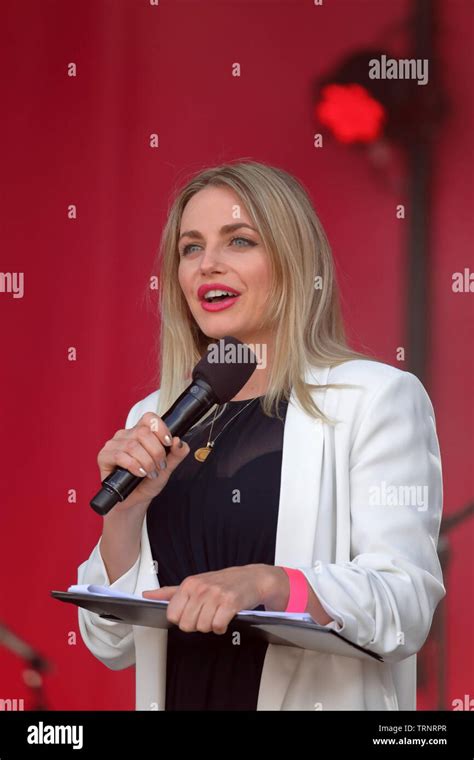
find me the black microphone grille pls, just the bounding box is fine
[192,336,259,404]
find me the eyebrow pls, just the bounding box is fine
[178,223,258,242]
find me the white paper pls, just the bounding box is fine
[67,584,162,602]
[67,584,314,622]
[236,609,314,622]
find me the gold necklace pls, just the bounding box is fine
[194,397,260,462]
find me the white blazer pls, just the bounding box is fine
[77,359,446,711]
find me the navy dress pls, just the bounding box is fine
[146,395,289,710]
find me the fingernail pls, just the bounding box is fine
[138,467,147,476]
[159,460,167,470]
[147,470,158,479]
[164,434,172,445]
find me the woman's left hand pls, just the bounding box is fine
[142,564,280,635]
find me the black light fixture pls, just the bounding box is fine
[314,48,446,146]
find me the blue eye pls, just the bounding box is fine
[180,237,256,256]
[231,236,253,247]
[181,243,199,255]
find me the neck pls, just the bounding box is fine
[230,348,273,401]
[230,385,266,402]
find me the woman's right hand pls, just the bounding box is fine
[97,412,191,513]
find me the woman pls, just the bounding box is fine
[77,160,445,711]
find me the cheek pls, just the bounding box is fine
[253,259,272,292]
[177,262,189,291]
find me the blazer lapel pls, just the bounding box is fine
[274,364,330,567]
[257,364,330,710]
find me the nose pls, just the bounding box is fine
[198,242,226,275]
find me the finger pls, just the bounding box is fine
[166,584,195,628]
[174,593,208,633]
[139,412,173,447]
[115,451,158,478]
[163,436,191,470]
[195,602,221,634]
[133,427,169,472]
[114,446,158,478]
[142,587,178,600]
[211,605,236,635]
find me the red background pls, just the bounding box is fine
[1,0,472,710]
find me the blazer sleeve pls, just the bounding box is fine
[300,371,446,663]
[77,397,151,671]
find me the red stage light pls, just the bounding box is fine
[315,83,387,144]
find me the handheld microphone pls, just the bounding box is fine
[90,336,258,516]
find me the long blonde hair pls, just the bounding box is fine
[153,160,378,424]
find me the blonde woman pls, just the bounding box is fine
[77,160,445,711]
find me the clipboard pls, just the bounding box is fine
[51,590,383,663]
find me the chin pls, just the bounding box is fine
[204,329,240,340]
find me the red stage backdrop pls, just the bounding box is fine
[1,0,472,710]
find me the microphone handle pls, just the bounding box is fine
[90,380,216,516]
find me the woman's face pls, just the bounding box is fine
[177,186,272,345]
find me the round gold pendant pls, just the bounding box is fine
[194,446,212,462]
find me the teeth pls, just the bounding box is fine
[203,289,237,301]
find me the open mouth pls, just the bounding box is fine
[204,293,239,304]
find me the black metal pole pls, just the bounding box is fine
[406,0,436,385]
[406,0,448,710]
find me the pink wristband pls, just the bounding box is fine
[281,567,309,613]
